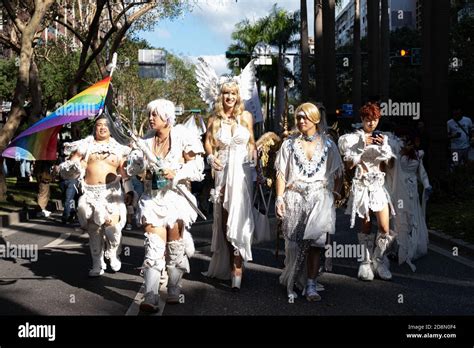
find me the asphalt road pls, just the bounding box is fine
[0,210,473,317]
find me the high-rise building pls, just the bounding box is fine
[335,0,418,48]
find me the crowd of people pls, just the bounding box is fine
[8,72,473,313]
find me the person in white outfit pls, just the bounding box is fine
[389,132,432,272]
[338,102,397,281]
[126,99,205,312]
[202,80,256,290]
[59,115,131,277]
[275,102,343,301]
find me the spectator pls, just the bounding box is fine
[447,108,472,168]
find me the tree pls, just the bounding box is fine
[367,0,380,99]
[47,1,191,98]
[300,0,309,101]
[265,5,299,133]
[322,0,336,119]
[313,0,324,102]
[422,0,450,179]
[380,0,390,102]
[0,0,55,201]
[352,0,361,120]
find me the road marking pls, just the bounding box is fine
[43,233,73,248]
[428,244,474,269]
[126,282,167,316]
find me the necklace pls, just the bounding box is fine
[302,133,318,142]
[154,135,169,156]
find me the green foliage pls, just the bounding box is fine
[0,58,18,101]
[449,16,474,111]
[111,38,206,133]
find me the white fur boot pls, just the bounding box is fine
[372,231,395,280]
[357,233,375,281]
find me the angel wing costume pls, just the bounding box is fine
[196,58,257,280]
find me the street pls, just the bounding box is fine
[1,210,473,317]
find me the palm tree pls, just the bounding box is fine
[422,0,450,179]
[352,0,361,120]
[314,0,324,102]
[380,0,390,102]
[367,0,380,99]
[265,5,299,133]
[300,0,310,101]
[322,0,336,119]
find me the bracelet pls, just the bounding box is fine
[206,154,215,166]
[275,195,284,205]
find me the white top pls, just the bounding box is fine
[141,124,205,170]
[275,133,343,187]
[447,116,472,150]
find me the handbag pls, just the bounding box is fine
[252,183,274,244]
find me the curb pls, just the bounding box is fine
[0,209,30,228]
[428,229,474,259]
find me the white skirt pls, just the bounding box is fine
[137,184,198,229]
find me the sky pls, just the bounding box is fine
[138,0,349,75]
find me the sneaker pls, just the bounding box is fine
[166,286,181,304]
[140,292,160,313]
[39,209,51,218]
[304,280,322,302]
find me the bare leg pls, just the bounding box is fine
[373,204,390,234]
[306,247,321,279]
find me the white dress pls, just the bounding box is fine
[204,119,255,280]
[275,133,343,295]
[390,149,431,271]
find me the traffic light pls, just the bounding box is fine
[399,49,410,57]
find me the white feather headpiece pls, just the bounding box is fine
[195,57,256,107]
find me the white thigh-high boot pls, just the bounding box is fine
[104,224,122,272]
[140,233,166,313]
[87,223,106,277]
[165,239,190,304]
[372,231,395,280]
[357,233,375,281]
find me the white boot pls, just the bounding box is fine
[166,239,189,304]
[104,225,122,272]
[140,233,166,313]
[373,231,395,280]
[357,233,374,281]
[87,224,106,277]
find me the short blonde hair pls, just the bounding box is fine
[295,102,321,125]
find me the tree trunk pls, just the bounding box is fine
[380,0,390,102]
[352,0,362,121]
[322,0,336,120]
[274,51,285,134]
[300,0,309,101]
[368,0,380,99]
[27,57,43,124]
[422,0,450,179]
[0,0,54,201]
[314,0,324,102]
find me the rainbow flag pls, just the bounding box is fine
[2,76,111,161]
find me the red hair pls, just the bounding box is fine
[359,102,381,121]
